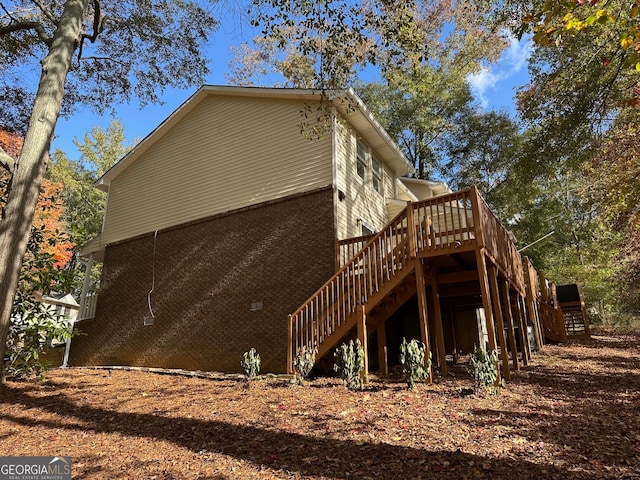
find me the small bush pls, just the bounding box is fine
[291,345,317,385]
[333,339,365,390]
[240,347,261,381]
[399,337,431,389]
[468,345,499,394]
[7,294,74,379]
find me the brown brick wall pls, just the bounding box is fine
[70,187,336,373]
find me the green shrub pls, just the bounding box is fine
[291,345,317,385]
[333,339,365,390]
[7,292,74,379]
[399,337,431,389]
[468,345,499,394]
[240,347,261,380]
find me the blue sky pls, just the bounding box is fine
[51,26,532,159]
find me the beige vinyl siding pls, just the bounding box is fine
[334,118,390,239]
[101,96,333,245]
[401,179,433,201]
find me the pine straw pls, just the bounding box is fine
[1,332,639,480]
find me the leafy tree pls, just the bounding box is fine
[584,113,640,321]
[356,72,475,179]
[246,0,506,89]
[240,1,507,180]
[46,120,133,295]
[518,0,640,71]
[1,130,75,377]
[0,0,218,382]
[48,120,134,248]
[440,110,522,212]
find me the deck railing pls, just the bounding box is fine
[337,233,375,267]
[289,187,525,371]
[78,292,98,320]
[289,207,412,371]
[411,189,477,254]
[475,192,525,292]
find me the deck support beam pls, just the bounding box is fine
[415,259,433,383]
[475,248,501,384]
[377,323,389,377]
[356,305,369,381]
[514,293,530,365]
[430,269,447,376]
[488,263,510,381]
[501,279,520,372]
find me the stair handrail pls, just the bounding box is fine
[288,205,412,372]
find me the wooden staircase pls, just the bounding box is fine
[287,189,490,373]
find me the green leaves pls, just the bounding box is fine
[399,338,430,390]
[241,347,261,380]
[0,0,219,132]
[333,339,365,391]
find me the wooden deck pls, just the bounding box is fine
[288,187,542,382]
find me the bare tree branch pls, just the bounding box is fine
[32,0,59,26]
[77,0,106,61]
[0,21,53,46]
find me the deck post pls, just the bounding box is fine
[415,259,433,383]
[406,201,417,258]
[469,186,485,248]
[287,315,294,374]
[523,257,544,349]
[487,263,511,381]
[356,305,369,381]
[377,324,389,377]
[475,248,501,384]
[501,279,520,372]
[430,271,447,376]
[514,293,530,365]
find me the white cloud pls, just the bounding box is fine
[467,33,532,110]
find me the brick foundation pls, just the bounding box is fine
[70,187,336,373]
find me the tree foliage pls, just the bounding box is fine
[245,0,505,89]
[1,0,219,133]
[48,120,133,248]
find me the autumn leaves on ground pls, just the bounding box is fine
[1,332,638,480]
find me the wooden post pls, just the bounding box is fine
[514,294,530,365]
[430,272,447,376]
[487,263,510,381]
[287,315,294,374]
[469,186,485,248]
[475,248,500,383]
[415,259,433,383]
[406,201,417,258]
[356,305,369,380]
[377,323,389,377]
[448,304,459,364]
[523,257,544,349]
[501,279,519,372]
[577,283,591,338]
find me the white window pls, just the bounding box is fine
[356,138,384,194]
[356,139,367,180]
[371,155,382,194]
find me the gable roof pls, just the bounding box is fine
[95,86,414,192]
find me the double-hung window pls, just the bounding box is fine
[371,156,382,194]
[356,139,367,180]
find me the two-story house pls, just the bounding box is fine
[70,86,460,374]
[70,86,590,382]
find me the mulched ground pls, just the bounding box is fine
[1,331,639,479]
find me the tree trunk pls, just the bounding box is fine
[0,0,89,382]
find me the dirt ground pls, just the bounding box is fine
[1,332,639,479]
